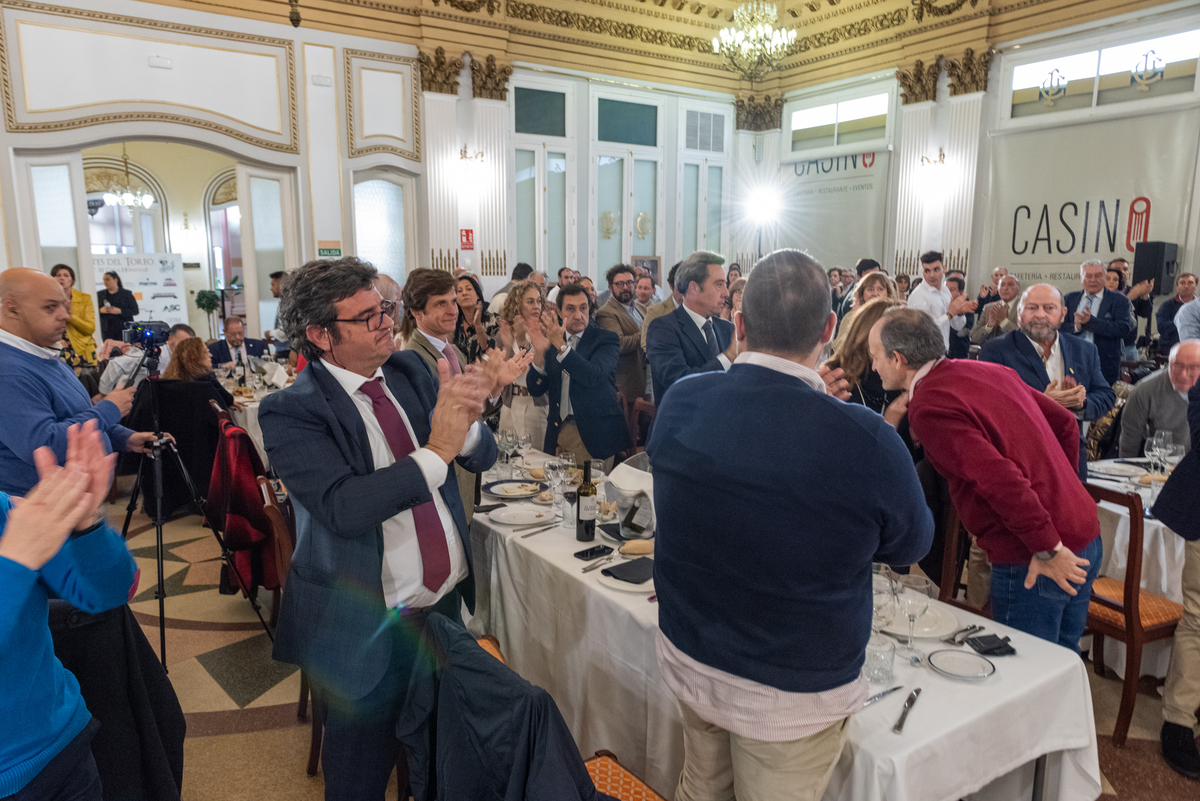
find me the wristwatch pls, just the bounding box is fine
[1034,543,1063,562]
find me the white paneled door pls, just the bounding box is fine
[235,164,299,336]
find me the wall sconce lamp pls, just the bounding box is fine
[460,144,485,163]
[919,147,946,167]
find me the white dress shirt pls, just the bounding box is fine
[682,303,731,370]
[907,281,966,351]
[0,327,59,359]
[320,358,475,609]
[1073,289,1104,344]
[1030,335,1065,386]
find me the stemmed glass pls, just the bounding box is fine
[543,459,563,515]
[517,433,531,468]
[871,565,898,642]
[896,575,934,664]
[1147,431,1173,474]
[1162,443,1185,473]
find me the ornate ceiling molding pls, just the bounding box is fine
[418,46,465,94]
[734,94,784,131]
[506,0,714,54]
[945,47,993,95]
[433,0,502,14]
[469,53,513,100]
[896,54,941,104]
[789,8,907,56]
[911,0,979,24]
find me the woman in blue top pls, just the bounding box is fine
[0,421,136,800]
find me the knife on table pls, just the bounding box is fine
[892,688,921,734]
[862,686,903,708]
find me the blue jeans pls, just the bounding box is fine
[989,536,1103,652]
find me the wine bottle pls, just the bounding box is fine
[576,460,597,542]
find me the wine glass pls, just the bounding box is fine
[543,459,562,513]
[871,574,898,638]
[1162,443,1185,473]
[896,575,934,664]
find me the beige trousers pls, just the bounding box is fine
[554,420,613,473]
[1163,538,1200,731]
[674,702,849,801]
[499,394,547,454]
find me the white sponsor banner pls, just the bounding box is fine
[986,109,1200,291]
[778,151,891,272]
[92,253,188,326]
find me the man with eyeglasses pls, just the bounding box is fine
[596,264,647,403]
[258,257,530,800]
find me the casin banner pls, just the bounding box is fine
[780,151,891,272]
[987,109,1199,292]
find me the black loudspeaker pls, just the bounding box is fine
[1132,241,1177,295]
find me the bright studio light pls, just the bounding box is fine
[744,185,781,226]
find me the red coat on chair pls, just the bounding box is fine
[208,420,278,595]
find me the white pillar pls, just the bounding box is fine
[422,91,460,270]
[303,44,343,263]
[730,128,782,267]
[893,102,934,277]
[473,98,509,282]
[941,92,985,276]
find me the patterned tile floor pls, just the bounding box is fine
[107,500,1199,800]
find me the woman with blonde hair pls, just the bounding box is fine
[161,336,236,408]
[496,279,548,449]
[852,272,901,310]
[825,298,906,415]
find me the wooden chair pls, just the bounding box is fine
[208,399,232,424]
[630,399,656,453]
[937,501,975,613]
[585,751,668,801]
[1084,482,1183,747]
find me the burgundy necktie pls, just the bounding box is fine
[441,344,462,376]
[360,377,451,593]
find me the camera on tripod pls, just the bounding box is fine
[123,321,171,355]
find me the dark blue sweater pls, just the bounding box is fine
[0,495,136,795]
[0,340,132,496]
[648,363,933,693]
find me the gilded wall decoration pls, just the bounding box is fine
[945,47,993,96]
[506,0,714,53]
[911,0,979,24]
[212,176,238,205]
[789,8,907,55]
[433,0,502,14]
[419,46,465,94]
[84,167,148,194]
[469,54,513,100]
[345,49,421,161]
[734,94,784,131]
[896,54,942,104]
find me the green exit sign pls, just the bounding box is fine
[318,247,341,258]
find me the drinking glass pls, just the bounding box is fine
[562,475,580,528]
[1162,443,1185,473]
[872,574,898,636]
[498,430,515,460]
[495,452,512,481]
[543,459,562,515]
[896,575,934,664]
[518,433,531,456]
[864,637,896,684]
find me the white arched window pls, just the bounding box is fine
[352,168,417,282]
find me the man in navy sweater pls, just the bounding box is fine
[0,269,157,497]
[649,249,932,801]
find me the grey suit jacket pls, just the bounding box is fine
[595,298,646,400]
[969,299,1020,345]
[259,352,496,700]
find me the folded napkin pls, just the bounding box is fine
[602,557,654,584]
[475,503,506,514]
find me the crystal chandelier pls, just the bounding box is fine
[712,2,796,83]
[102,143,155,210]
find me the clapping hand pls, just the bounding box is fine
[947,295,977,317]
[1128,278,1154,300]
[1074,306,1091,330]
[540,308,565,351]
[481,347,534,396]
[1044,379,1086,410]
[426,359,494,464]
[986,302,1005,327]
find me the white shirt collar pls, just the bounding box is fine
[0,326,60,359]
[735,352,826,394]
[1086,288,1105,301]
[1029,334,1060,361]
[913,280,949,299]
[682,302,711,333]
[908,358,943,397]
[321,357,384,397]
[415,327,449,353]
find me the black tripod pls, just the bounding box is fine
[119,347,272,669]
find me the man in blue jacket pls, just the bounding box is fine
[980,283,1114,480]
[1060,259,1132,385]
[649,249,933,801]
[0,421,137,800]
[207,316,267,368]
[259,257,527,800]
[527,283,629,465]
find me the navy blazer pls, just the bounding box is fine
[979,329,1115,480]
[646,305,734,403]
[1152,379,1200,541]
[258,352,496,700]
[208,337,267,365]
[526,324,630,460]
[1059,289,1132,384]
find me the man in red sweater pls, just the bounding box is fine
[869,308,1102,650]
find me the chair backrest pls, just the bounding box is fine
[258,476,296,590]
[1084,482,1145,633]
[631,399,656,452]
[937,499,975,613]
[208,399,232,424]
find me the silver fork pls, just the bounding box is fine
[940,625,981,644]
[582,555,620,573]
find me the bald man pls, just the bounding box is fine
[0,268,157,496]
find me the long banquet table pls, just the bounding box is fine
[472,501,1103,801]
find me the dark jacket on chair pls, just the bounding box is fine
[526,324,629,460]
[258,353,495,701]
[1152,380,1200,541]
[979,330,1114,481]
[646,305,733,404]
[1059,289,1132,384]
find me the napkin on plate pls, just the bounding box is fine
[601,557,654,584]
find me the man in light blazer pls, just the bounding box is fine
[1060,259,1133,384]
[596,264,646,403]
[527,283,629,464]
[646,251,735,403]
[259,258,529,800]
[980,283,1115,480]
[970,275,1021,345]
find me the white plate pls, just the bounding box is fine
[927,649,996,681]
[482,481,547,499]
[488,507,556,526]
[1089,462,1146,478]
[597,572,655,594]
[882,601,958,639]
[530,494,555,506]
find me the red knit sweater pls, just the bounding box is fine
[908,359,1100,565]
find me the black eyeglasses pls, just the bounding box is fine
[334,299,397,332]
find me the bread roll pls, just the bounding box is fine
[620,539,654,556]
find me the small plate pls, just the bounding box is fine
[488,507,555,525]
[927,649,996,681]
[882,602,959,639]
[597,572,654,594]
[530,493,555,506]
[482,481,548,499]
[1088,462,1146,478]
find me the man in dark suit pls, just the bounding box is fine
[527,283,628,465]
[595,264,646,402]
[646,251,735,402]
[208,316,267,368]
[259,257,517,800]
[980,283,1114,480]
[1157,272,1198,355]
[1060,259,1132,384]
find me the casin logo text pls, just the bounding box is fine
[1011,197,1150,256]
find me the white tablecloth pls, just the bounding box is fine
[230,401,268,469]
[475,504,1102,801]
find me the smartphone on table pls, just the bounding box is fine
[573,545,613,561]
